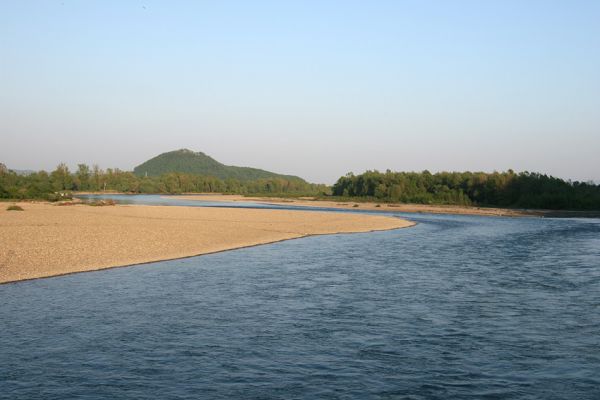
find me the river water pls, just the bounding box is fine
[1,195,599,399]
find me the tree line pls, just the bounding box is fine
[332,170,600,210]
[0,163,328,200]
[2,162,599,210]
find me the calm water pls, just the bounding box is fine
[77,193,341,212]
[1,197,600,399]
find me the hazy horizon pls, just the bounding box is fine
[2,1,599,184]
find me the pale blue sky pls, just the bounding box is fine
[1,1,599,183]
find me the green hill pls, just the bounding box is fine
[133,149,305,182]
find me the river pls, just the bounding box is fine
[1,195,599,399]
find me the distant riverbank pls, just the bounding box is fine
[0,202,413,284]
[74,192,600,217]
[165,194,543,217]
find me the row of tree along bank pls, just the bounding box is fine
[0,163,329,200]
[1,163,599,210]
[332,170,600,210]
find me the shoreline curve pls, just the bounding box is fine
[0,203,414,285]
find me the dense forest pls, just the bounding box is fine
[332,170,600,210]
[0,163,328,200]
[2,162,599,210]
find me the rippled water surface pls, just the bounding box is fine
[1,198,599,399]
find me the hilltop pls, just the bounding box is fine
[133,149,305,182]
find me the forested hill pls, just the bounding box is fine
[133,149,304,182]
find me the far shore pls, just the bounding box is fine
[165,194,539,217]
[0,202,413,284]
[74,192,600,217]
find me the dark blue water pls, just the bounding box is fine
[1,197,599,399]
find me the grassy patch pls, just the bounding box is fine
[7,204,24,211]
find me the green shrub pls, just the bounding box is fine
[87,199,116,206]
[7,204,24,211]
[45,193,59,202]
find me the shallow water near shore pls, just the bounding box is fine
[78,193,339,211]
[1,197,600,399]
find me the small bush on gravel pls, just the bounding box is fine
[7,204,24,211]
[87,199,116,206]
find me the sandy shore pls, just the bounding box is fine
[170,194,538,217]
[0,203,413,284]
